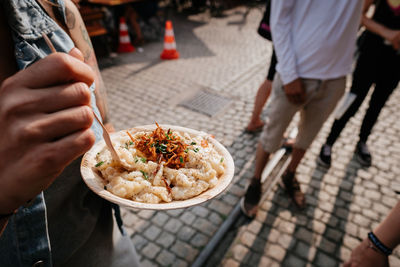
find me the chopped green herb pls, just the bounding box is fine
[135,158,138,163]
[140,170,148,180]
[180,156,184,163]
[165,133,171,140]
[184,149,189,153]
[129,141,134,145]
[95,161,104,167]
[193,148,199,153]
[190,142,197,145]
[140,157,147,163]
[220,158,224,163]
[155,143,168,154]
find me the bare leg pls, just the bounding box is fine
[241,142,270,217]
[282,147,306,209]
[286,147,306,173]
[246,79,272,132]
[126,7,143,42]
[254,142,270,180]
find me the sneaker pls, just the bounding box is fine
[240,178,262,218]
[281,171,306,209]
[318,144,332,168]
[356,141,372,167]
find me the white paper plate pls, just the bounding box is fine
[80,125,235,210]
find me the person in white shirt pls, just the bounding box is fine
[241,0,363,217]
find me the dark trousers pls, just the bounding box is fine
[326,32,400,146]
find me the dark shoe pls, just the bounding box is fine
[245,122,264,133]
[318,144,332,168]
[240,178,262,218]
[281,171,306,209]
[356,141,372,167]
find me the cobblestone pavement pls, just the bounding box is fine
[98,4,400,267]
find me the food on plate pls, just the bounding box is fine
[94,124,226,203]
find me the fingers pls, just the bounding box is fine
[22,82,92,113]
[17,106,94,143]
[50,128,95,166]
[33,128,95,177]
[10,53,95,89]
[68,47,85,62]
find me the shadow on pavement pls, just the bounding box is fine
[279,154,362,267]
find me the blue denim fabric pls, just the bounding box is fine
[0,1,106,266]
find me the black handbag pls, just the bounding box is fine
[257,0,272,41]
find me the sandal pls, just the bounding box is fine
[280,171,306,209]
[245,122,264,133]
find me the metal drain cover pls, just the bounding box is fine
[178,90,232,117]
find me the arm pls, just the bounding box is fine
[64,0,111,126]
[362,0,400,50]
[270,0,305,104]
[344,201,400,267]
[270,0,298,85]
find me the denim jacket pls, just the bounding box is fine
[0,1,138,267]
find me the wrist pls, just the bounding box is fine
[368,232,393,256]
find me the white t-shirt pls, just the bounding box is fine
[271,0,363,85]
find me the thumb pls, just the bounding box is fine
[68,47,85,62]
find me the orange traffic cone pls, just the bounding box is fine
[160,20,179,60]
[117,17,135,53]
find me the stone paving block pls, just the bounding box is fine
[151,212,170,227]
[240,232,257,248]
[209,211,224,225]
[283,254,307,267]
[363,189,381,201]
[343,235,361,250]
[164,218,183,234]
[277,233,294,249]
[171,240,199,262]
[173,259,188,267]
[222,259,240,267]
[155,232,175,248]
[208,199,232,216]
[142,243,161,260]
[192,217,218,236]
[266,244,286,262]
[247,220,263,235]
[179,211,196,225]
[221,193,239,206]
[166,209,184,217]
[277,220,296,234]
[190,232,209,248]
[313,251,337,267]
[132,234,148,251]
[143,225,162,241]
[340,246,352,262]
[295,228,314,244]
[318,238,336,254]
[156,249,176,266]
[177,225,196,242]
[294,241,316,261]
[122,211,140,228]
[325,227,343,243]
[138,210,155,220]
[353,214,370,228]
[191,206,209,218]
[140,259,156,267]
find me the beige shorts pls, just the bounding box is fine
[260,73,346,153]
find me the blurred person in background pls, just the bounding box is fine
[318,0,400,168]
[246,0,276,133]
[241,0,363,217]
[0,0,139,266]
